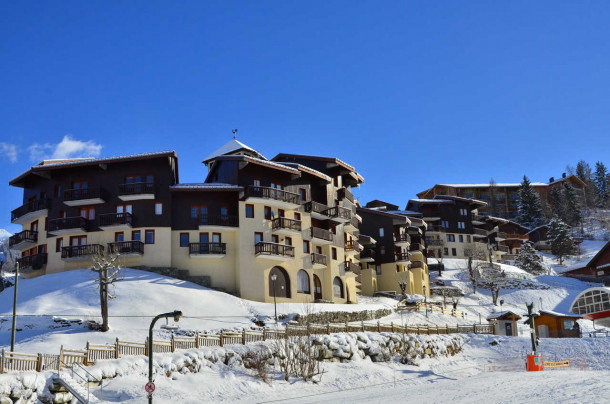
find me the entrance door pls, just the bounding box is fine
[537,324,549,338]
[505,322,513,336]
[313,275,322,300]
[269,267,290,298]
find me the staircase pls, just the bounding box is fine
[52,373,100,403]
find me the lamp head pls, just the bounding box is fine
[173,310,183,322]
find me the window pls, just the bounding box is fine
[444,248,449,256]
[212,233,221,243]
[56,238,63,253]
[270,182,283,190]
[303,241,310,253]
[375,265,382,275]
[115,232,124,242]
[299,188,307,202]
[70,235,87,246]
[155,202,163,215]
[452,248,457,256]
[315,246,322,254]
[72,180,88,189]
[116,204,133,214]
[145,230,155,244]
[180,233,189,247]
[59,210,67,219]
[460,208,468,216]
[297,270,310,293]
[278,209,285,218]
[466,235,471,243]
[564,320,575,331]
[333,277,344,298]
[294,212,301,221]
[264,206,272,220]
[54,184,62,198]
[31,220,38,232]
[132,230,141,241]
[191,205,208,219]
[379,228,385,237]
[458,222,465,229]
[332,247,337,260]
[200,233,209,243]
[255,232,263,244]
[380,246,386,255]
[459,235,464,243]
[271,235,279,243]
[221,206,228,217]
[79,206,95,220]
[446,234,455,242]
[245,204,254,218]
[253,179,261,187]
[441,220,449,229]
[285,237,292,246]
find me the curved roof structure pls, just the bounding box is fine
[569,287,610,320]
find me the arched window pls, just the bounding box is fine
[269,266,291,298]
[333,277,344,298]
[297,270,310,293]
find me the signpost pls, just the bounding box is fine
[145,382,155,394]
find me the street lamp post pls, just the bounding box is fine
[11,262,20,352]
[271,274,278,324]
[398,281,407,302]
[500,299,505,312]
[148,311,182,404]
[423,285,428,318]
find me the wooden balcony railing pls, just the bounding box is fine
[506,233,530,240]
[495,232,507,239]
[48,216,88,232]
[338,187,354,203]
[394,233,410,243]
[118,182,154,195]
[427,225,446,232]
[426,239,444,246]
[99,212,133,227]
[409,243,425,252]
[395,252,410,262]
[324,206,352,221]
[303,201,330,214]
[272,217,302,232]
[63,187,103,202]
[345,240,361,251]
[199,214,239,227]
[254,242,295,257]
[311,253,327,266]
[310,227,333,242]
[360,248,376,261]
[9,230,38,248]
[189,242,227,255]
[61,244,104,259]
[108,241,144,255]
[11,199,51,222]
[16,253,48,270]
[344,261,360,273]
[245,186,301,205]
[473,228,488,237]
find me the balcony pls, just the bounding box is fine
[99,212,133,230]
[108,240,144,256]
[472,214,486,225]
[337,187,354,203]
[244,186,301,209]
[495,232,507,242]
[310,227,333,245]
[409,261,424,270]
[271,217,302,235]
[427,239,444,246]
[344,261,362,283]
[422,210,441,222]
[9,230,38,250]
[48,217,88,235]
[199,214,239,231]
[324,206,352,223]
[189,242,227,259]
[311,252,327,269]
[393,233,410,246]
[303,201,330,220]
[359,248,375,263]
[505,233,529,241]
[409,243,425,252]
[345,240,362,256]
[473,228,488,239]
[16,253,47,270]
[61,244,104,260]
[118,182,155,201]
[395,252,411,264]
[345,216,359,232]
[427,225,446,234]
[409,243,425,261]
[11,199,50,225]
[255,242,295,261]
[63,187,105,206]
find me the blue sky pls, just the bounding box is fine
[1,1,610,232]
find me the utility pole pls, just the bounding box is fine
[525,302,539,353]
[148,311,182,404]
[271,274,278,324]
[11,262,19,352]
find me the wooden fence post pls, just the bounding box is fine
[58,346,64,371]
[85,342,90,365]
[219,331,224,347]
[171,334,175,352]
[262,328,266,341]
[345,321,349,332]
[473,324,476,334]
[115,338,120,359]
[446,324,449,334]
[1,349,4,374]
[36,353,43,372]
[361,320,364,332]
[242,329,246,345]
[391,322,394,333]
[195,332,200,349]
[377,321,380,333]
[307,323,311,336]
[327,322,330,335]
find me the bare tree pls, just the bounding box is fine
[91,250,123,332]
[476,263,507,306]
[464,244,486,294]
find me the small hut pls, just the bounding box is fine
[533,310,582,338]
[487,311,521,336]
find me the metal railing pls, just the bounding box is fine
[99,212,133,227]
[9,230,38,248]
[344,261,360,273]
[345,239,361,251]
[427,225,446,232]
[395,252,410,262]
[11,199,51,222]
[303,200,330,214]
[48,216,88,232]
[254,242,295,257]
[311,253,327,266]
[189,242,226,255]
[324,205,352,221]
[245,186,301,205]
[198,214,239,227]
[426,239,444,246]
[108,241,144,255]
[409,243,425,252]
[16,253,47,270]
[394,233,410,243]
[118,182,154,195]
[310,227,333,242]
[63,187,103,202]
[61,244,104,259]
[271,217,302,232]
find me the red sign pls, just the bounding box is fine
[145,381,155,394]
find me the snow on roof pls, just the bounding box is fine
[409,199,453,204]
[539,310,583,318]
[33,150,176,169]
[439,182,547,188]
[526,224,549,235]
[274,162,332,182]
[487,310,522,320]
[170,183,243,191]
[203,139,264,163]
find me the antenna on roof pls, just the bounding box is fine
[232,129,238,139]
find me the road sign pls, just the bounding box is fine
[145,381,155,394]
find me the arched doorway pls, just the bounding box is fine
[333,277,344,299]
[313,274,322,300]
[269,266,290,298]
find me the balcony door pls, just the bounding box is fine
[199,233,209,254]
[313,275,322,300]
[117,204,132,214]
[70,235,87,247]
[31,220,38,232]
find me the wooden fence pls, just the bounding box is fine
[397,302,466,318]
[0,321,493,374]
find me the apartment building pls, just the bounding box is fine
[8,140,364,304]
[357,201,429,297]
[416,175,586,219]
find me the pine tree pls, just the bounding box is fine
[518,175,544,229]
[576,160,597,208]
[595,162,609,207]
[562,182,582,228]
[549,186,565,221]
[514,241,546,275]
[547,217,575,265]
[489,178,499,217]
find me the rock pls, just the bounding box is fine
[0,397,12,404]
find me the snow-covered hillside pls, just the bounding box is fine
[0,229,11,240]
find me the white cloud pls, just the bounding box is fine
[28,135,103,162]
[0,143,18,163]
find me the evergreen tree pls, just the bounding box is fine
[489,178,499,217]
[514,241,546,275]
[562,182,582,228]
[549,186,565,221]
[576,160,597,208]
[517,175,544,229]
[547,217,575,265]
[595,162,609,207]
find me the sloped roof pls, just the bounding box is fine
[170,183,243,192]
[203,139,265,163]
[487,310,522,320]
